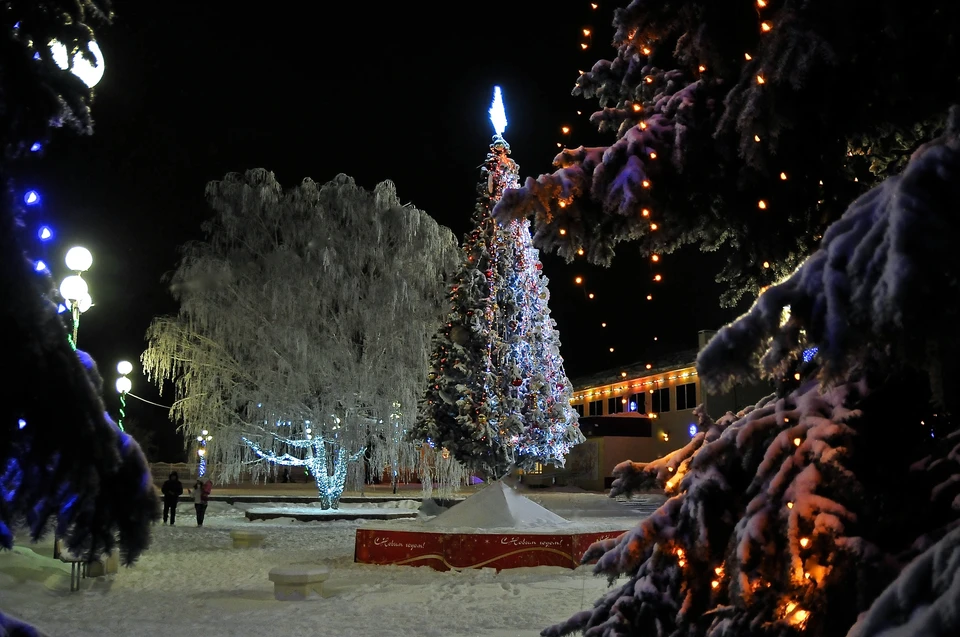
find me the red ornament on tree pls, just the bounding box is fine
[536,262,543,270]
[512,378,523,386]
[485,270,493,277]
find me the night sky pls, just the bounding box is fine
[20,1,738,459]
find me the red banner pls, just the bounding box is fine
[355,528,630,572]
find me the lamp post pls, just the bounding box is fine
[197,430,213,477]
[59,246,93,347]
[115,361,133,432]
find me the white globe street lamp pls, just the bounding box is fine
[60,246,93,346]
[50,39,105,88]
[116,361,133,432]
[64,246,93,272]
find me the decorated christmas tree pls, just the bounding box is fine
[542,118,960,636]
[411,88,582,479]
[495,0,960,307]
[1,1,157,632]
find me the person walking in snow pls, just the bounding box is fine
[161,471,184,525]
[191,478,212,526]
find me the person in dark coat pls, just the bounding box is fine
[161,471,184,525]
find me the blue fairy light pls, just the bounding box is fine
[34,260,47,272]
[688,424,698,437]
[38,226,53,241]
[18,419,27,429]
[30,142,42,152]
[23,190,40,206]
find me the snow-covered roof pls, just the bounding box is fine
[570,348,700,391]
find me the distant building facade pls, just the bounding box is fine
[552,330,773,490]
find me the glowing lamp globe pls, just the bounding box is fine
[77,293,93,313]
[64,246,92,272]
[59,275,88,301]
[115,376,132,394]
[50,39,105,88]
[117,360,134,375]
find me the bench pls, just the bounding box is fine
[230,529,267,548]
[268,565,330,601]
[55,540,117,591]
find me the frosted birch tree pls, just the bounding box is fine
[142,170,459,509]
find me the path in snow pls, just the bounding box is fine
[0,493,663,637]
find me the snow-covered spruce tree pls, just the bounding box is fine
[142,171,459,509]
[1,1,157,633]
[495,0,960,307]
[410,88,582,479]
[545,112,960,637]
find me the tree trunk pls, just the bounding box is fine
[307,441,357,510]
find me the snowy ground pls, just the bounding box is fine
[0,492,659,637]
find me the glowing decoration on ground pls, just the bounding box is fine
[24,190,40,206]
[489,86,508,137]
[38,226,53,241]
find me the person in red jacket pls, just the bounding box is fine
[190,479,213,526]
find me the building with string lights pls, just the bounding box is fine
[555,330,772,491]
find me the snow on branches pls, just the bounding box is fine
[697,107,960,409]
[495,0,960,306]
[143,171,459,507]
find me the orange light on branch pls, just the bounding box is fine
[799,537,810,548]
[639,121,648,130]
[763,261,770,268]
[609,347,615,352]
[591,2,598,8]
[757,75,766,84]
[794,372,801,380]
[577,248,585,256]
[650,223,659,230]
[558,201,567,208]
[646,294,652,300]
[653,274,662,282]
[745,53,753,60]
[621,372,628,377]
[641,46,651,55]
[641,208,650,217]
[632,103,643,112]
[715,566,724,576]
[754,134,761,142]
[793,437,801,446]
[574,276,583,284]
[649,151,657,159]
[757,0,767,7]
[646,364,652,369]
[556,142,562,147]
[561,126,571,134]
[583,28,591,36]
[780,172,788,180]
[559,228,567,235]
[601,322,607,327]
[642,180,651,188]
[761,21,772,32]
[787,501,794,509]
[644,75,654,84]
[581,43,589,50]
[758,200,768,210]
[711,580,720,589]
[588,293,595,299]
[576,110,582,115]
[698,64,706,72]
[651,254,660,262]
[678,559,686,567]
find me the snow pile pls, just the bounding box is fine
[425,481,569,530]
